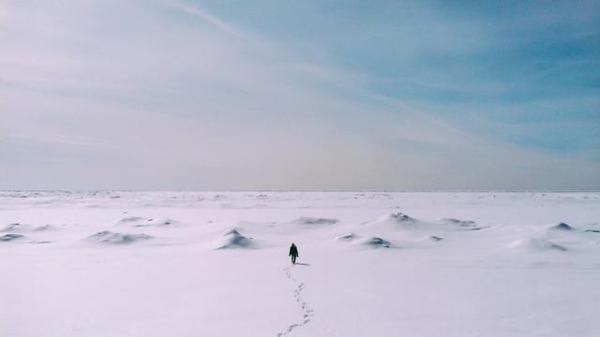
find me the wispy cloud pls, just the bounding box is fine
[1,0,598,190]
[165,0,243,37]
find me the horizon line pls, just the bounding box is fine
[2,189,599,193]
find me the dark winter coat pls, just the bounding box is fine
[289,244,299,257]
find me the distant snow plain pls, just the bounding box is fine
[1,191,599,337]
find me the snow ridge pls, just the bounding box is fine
[277,267,314,336]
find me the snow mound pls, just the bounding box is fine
[293,217,338,225]
[365,212,421,230]
[116,216,146,224]
[1,223,23,232]
[335,233,358,241]
[87,231,152,245]
[388,212,417,224]
[510,238,568,252]
[443,218,482,230]
[134,218,176,227]
[31,240,53,244]
[116,216,177,227]
[33,224,55,231]
[550,222,574,231]
[0,233,25,242]
[444,218,475,226]
[215,229,254,250]
[362,237,391,248]
[1,223,54,232]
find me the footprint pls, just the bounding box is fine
[276,267,314,336]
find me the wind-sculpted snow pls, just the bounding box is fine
[87,231,152,245]
[0,233,25,242]
[443,218,476,226]
[1,223,23,232]
[292,216,339,225]
[32,224,55,231]
[335,233,358,241]
[509,238,568,252]
[365,213,487,234]
[116,216,146,224]
[362,236,392,248]
[116,216,177,227]
[550,222,574,231]
[506,221,600,254]
[442,218,484,230]
[363,212,421,230]
[336,233,392,248]
[389,212,417,223]
[214,229,255,249]
[1,191,600,337]
[142,218,176,227]
[1,223,55,232]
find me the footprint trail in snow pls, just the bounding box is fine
[277,266,314,336]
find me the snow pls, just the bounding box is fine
[86,231,153,245]
[0,233,25,242]
[1,191,599,337]
[215,229,255,249]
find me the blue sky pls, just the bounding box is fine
[1,0,599,190]
[197,0,600,154]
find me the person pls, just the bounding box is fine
[289,243,299,264]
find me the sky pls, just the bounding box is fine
[1,0,599,191]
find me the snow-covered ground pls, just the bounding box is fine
[1,191,599,337]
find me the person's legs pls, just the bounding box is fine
[292,255,296,264]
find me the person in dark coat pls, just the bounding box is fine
[289,243,299,264]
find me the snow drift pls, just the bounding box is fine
[116,216,177,227]
[442,218,483,230]
[335,233,358,242]
[550,222,574,231]
[135,218,176,227]
[116,216,146,224]
[0,233,25,242]
[364,212,420,230]
[215,229,254,250]
[1,223,54,232]
[87,231,152,245]
[362,237,392,248]
[293,217,338,226]
[509,238,568,252]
